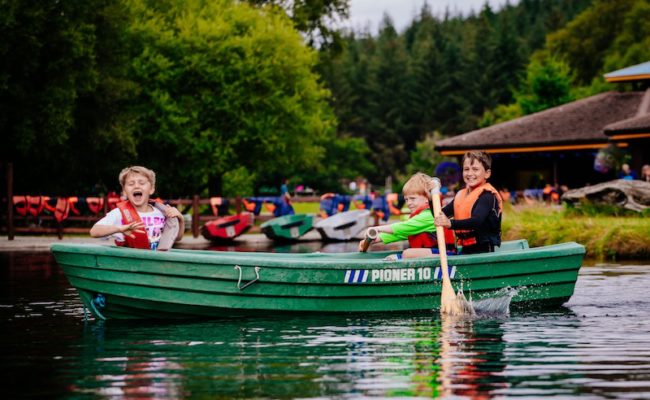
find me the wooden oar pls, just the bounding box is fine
[430,178,475,316]
[360,227,378,252]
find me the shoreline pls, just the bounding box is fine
[0,230,326,252]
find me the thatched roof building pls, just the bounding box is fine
[435,90,650,190]
[604,60,650,83]
[434,61,650,191]
[436,91,645,155]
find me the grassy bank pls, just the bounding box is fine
[502,204,650,260]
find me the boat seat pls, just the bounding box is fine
[281,220,304,229]
[217,219,240,228]
[496,239,529,251]
[333,221,357,230]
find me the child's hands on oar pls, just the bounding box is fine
[359,227,378,252]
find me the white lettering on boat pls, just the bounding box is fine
[344,266,456,284]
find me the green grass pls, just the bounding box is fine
[502,203,650,260]
[291,201,321,214]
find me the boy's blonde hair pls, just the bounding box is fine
[402,172,433,198]
[119,166,156,189]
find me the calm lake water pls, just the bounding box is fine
[2,243,650,399]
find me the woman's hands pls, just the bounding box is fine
[434,213,452,228]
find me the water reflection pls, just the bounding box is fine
[72,315,516,398]
[3,252,650,398]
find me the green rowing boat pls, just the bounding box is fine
[260,214,314,241]
[51,240,585,320]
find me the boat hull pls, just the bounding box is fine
[260,214,313,241]
[51,240,585,320]
[315,209,371,241]
[201,213,253,241]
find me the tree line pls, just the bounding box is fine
[2,0,649,197]
[320,0,650,183]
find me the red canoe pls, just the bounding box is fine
[201,213,254,241]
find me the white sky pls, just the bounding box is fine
[344,0,515,33]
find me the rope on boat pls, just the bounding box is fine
[234,265,261,291]
[88,294,107,321]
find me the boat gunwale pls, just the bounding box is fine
[51,241,586,270]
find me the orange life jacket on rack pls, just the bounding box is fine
[54,198,70,222]
[27,196,44,217]
[107,193,121,210]
[242,198,256,212]
[67,197,81,215]
[114,201,151,249]
[86,197,104,214]
[42,197,57,214]
[386,193,402,215]
[407,204,455,249]
[13,196,28,216]
[453,183,502,247]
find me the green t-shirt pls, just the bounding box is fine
[379,209,436,244]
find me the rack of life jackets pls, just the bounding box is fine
[11,195,120,223]
[319,193,405,221]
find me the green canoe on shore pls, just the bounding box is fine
[260,214,314,241]
[51,240,585,320]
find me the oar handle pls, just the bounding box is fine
[430,178,451,277]
[360,227,378,252]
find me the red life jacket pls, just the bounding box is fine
[86,197,104,214]
[13,196,28,216]
[68,196,81,215]
[115,200,151,249]
[54,198,70,223]
[407,204,455,249]
[27,196,44,217]
[42,196,57,214]
[453,183,503,247]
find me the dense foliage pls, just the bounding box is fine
[319,0,594,182]
[2,0,648,197]
[1,0,362,196]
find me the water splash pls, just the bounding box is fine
[470,287,519,317]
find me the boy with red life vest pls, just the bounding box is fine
[434,150,502,254]
[357,172,455,259]
[90,166,184,250]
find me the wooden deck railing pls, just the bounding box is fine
[2,195,321,240]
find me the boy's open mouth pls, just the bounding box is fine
[133,191,143,200]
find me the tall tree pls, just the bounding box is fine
[364,15,411,181]
[247,0,350,48]
[126,0,337,195]
[602,0,650,73]
[544,0,637,85]
[0,0,135,194]
[517,57,574,115]
[405,6,444,142]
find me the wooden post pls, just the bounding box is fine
[235,196,241,214]
[192,195,200,238]
[7,162,14,240]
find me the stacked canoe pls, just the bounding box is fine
[315,209,371,241]
[201,213,254,242]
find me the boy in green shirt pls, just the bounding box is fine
[359,172,452,259]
